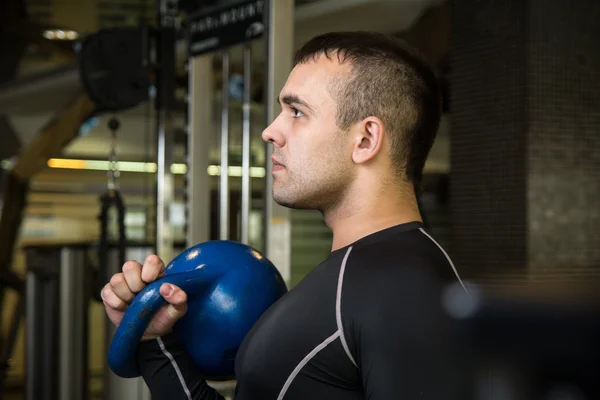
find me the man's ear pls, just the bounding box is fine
[351,116,385,165]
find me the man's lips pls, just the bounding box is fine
[271,156,285,171]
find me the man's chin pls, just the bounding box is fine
[272,191,299,209]
[272,194,316,211]
[272,194,295,209]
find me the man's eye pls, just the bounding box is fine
[292,108,304,118]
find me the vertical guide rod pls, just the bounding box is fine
[186,54,213,247]
[220,51,230,240]
[263,0,294,282]
[156,108,174,261]
[25,272,41,400]
[241,44,252,244]
[59,248,87,400]
[155,0,177,262]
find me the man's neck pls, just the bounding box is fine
[323,183,422,252]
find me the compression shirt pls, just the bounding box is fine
[136,221,467,399]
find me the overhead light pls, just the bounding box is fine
[207,166,266,178]
[170,163,188,174]
[48,158,161,173]
[46,158,266,177]
[47,158,86,169]
[1,160,14,169]
[43,29,79,41]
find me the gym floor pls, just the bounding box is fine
[3,388,104,400]
[3,389,20,400]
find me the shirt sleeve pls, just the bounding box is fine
[350,264,466,399]
[135,331,227,400]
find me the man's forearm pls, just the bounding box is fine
[136,331,226,400]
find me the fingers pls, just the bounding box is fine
[101,255,165,308]
[160,283,188,320]
[142,283,188,340]
[101,282,128,311]
[105,255,165,301]
[160,283,187,304]
[141,254,165,283]
[108,272,135,304]
[102,254,174,338]
[121,260,145,293]
[167,302,188,320]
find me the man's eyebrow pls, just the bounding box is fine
[277,94,313,112]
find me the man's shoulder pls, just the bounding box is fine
[343,229,456,283]
[339,233,457,345]
[337,229,462,320]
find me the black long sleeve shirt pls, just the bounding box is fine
[136,222,467,399]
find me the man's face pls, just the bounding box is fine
[262,55,355,211]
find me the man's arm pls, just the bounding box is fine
[136,331,226,400]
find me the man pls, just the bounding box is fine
[102,31,467,399]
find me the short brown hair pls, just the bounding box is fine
[294,31,442,188]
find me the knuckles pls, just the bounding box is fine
[122,260,140,273]
[110,272,125,287]
[145,254,162,265]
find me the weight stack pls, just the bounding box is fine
[23,243,91,400]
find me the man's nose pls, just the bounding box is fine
[261,120,285,147]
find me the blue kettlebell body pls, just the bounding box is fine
[108,240,288,379]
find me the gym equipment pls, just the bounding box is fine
[186,0,276,250]
[79,28,150,112]
[94,117,127,302]
[23,243,92,400]
[107,240,288,379]
[155,10,177,264]
[0,175,28,345]
[0,92,95,399]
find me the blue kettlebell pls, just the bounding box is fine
[108,240,288,379]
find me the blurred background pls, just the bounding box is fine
[0,0,599,399]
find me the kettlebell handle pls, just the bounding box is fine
[108,267,222,378]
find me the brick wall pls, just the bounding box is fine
[450,0,600,275]
[449,0,529,273]
[527,0,600,270]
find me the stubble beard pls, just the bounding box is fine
[272,159,352,213]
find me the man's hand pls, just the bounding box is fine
[101,254,188,341]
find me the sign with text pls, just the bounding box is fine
[188,0,266,56]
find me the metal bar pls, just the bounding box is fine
[155,24,176,263]
[155,111,174,261]
[263,0,294,283]
[42,278,58,399]
[25,272,39,400]
[241,44,252,244]
[150,5,178,400]
[186,54,213,246]
[0,172,29,355]
[1,295,24,387]
[25,257,59,400]
[220,51,230,240]
[59,247,87,400]
[263,1,273,255]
